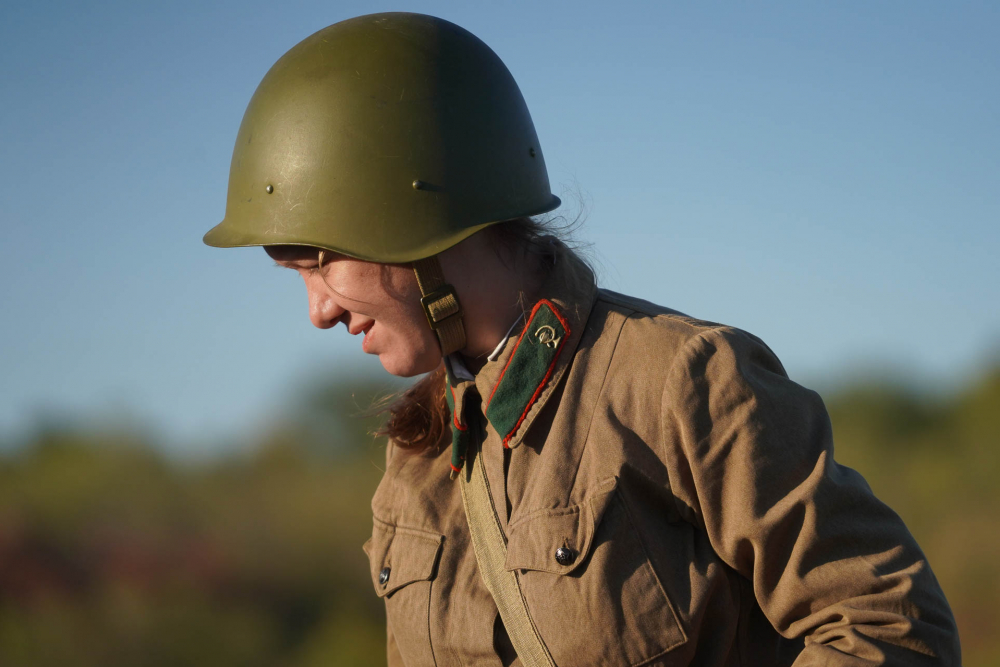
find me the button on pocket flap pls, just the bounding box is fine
[505,476,618,575]
[365,519,444,598]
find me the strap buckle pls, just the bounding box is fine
[420,284,462,330]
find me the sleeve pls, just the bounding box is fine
[659,327,961,666]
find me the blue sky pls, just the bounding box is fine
[1,1,997,453]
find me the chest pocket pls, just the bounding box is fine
[364,517,444,666]
[505,477,687,667]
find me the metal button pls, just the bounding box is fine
[265,184,273,194]
[379,566,391,586]
[554,547,575,566]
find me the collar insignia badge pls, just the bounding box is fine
[535,325,561,349]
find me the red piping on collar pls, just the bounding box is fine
[486,317,530,410]
[449,384,467,431]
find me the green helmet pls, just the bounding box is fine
[203,12,560,263]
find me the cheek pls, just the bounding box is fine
[366,265,444,375]
[366,303,435,373]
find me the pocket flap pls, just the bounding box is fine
[505,476,618,575]
[363,518,444,598]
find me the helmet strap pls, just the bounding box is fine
[412,256,467,357]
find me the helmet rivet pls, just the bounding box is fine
[528,147,536,158]
[412,179,425,190]
[265,184,274,194]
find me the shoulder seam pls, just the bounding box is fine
[595,290,726,333]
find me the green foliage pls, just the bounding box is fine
[0,379,393,667]
[0,370,996,665]
[826,368,1000,666]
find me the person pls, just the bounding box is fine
[203,12,961,667]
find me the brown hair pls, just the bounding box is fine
[378,363,450,451]
[379,215,588,452]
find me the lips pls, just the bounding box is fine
[348,319,375,336]
[361,321,375,353]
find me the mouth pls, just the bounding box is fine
[361,321,376,353]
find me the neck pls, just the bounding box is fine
[438,234,545,374]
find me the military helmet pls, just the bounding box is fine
[204,12,559,355]
[203,12,559,262]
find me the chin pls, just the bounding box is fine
[378,349,441,378]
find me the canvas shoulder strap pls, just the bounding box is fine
[412,256,466,356]
[459,431,556,667]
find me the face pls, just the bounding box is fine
[266,246,442,377]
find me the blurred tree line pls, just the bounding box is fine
[0,368,997,666]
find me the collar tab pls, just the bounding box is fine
[443,368,474,479]
[443,247,598,475]
[485,299,571,448]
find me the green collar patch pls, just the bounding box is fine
[485,299,570,448]
[443,299,571,478]
[443,378,472,479]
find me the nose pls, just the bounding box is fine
[305,275,346,329]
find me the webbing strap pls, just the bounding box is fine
[412,256,466,356]
[459,419,555,667]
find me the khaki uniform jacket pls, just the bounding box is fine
[364,251,960,666]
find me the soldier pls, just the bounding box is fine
[204,13,961,666]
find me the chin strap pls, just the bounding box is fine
[412,255,466,357]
